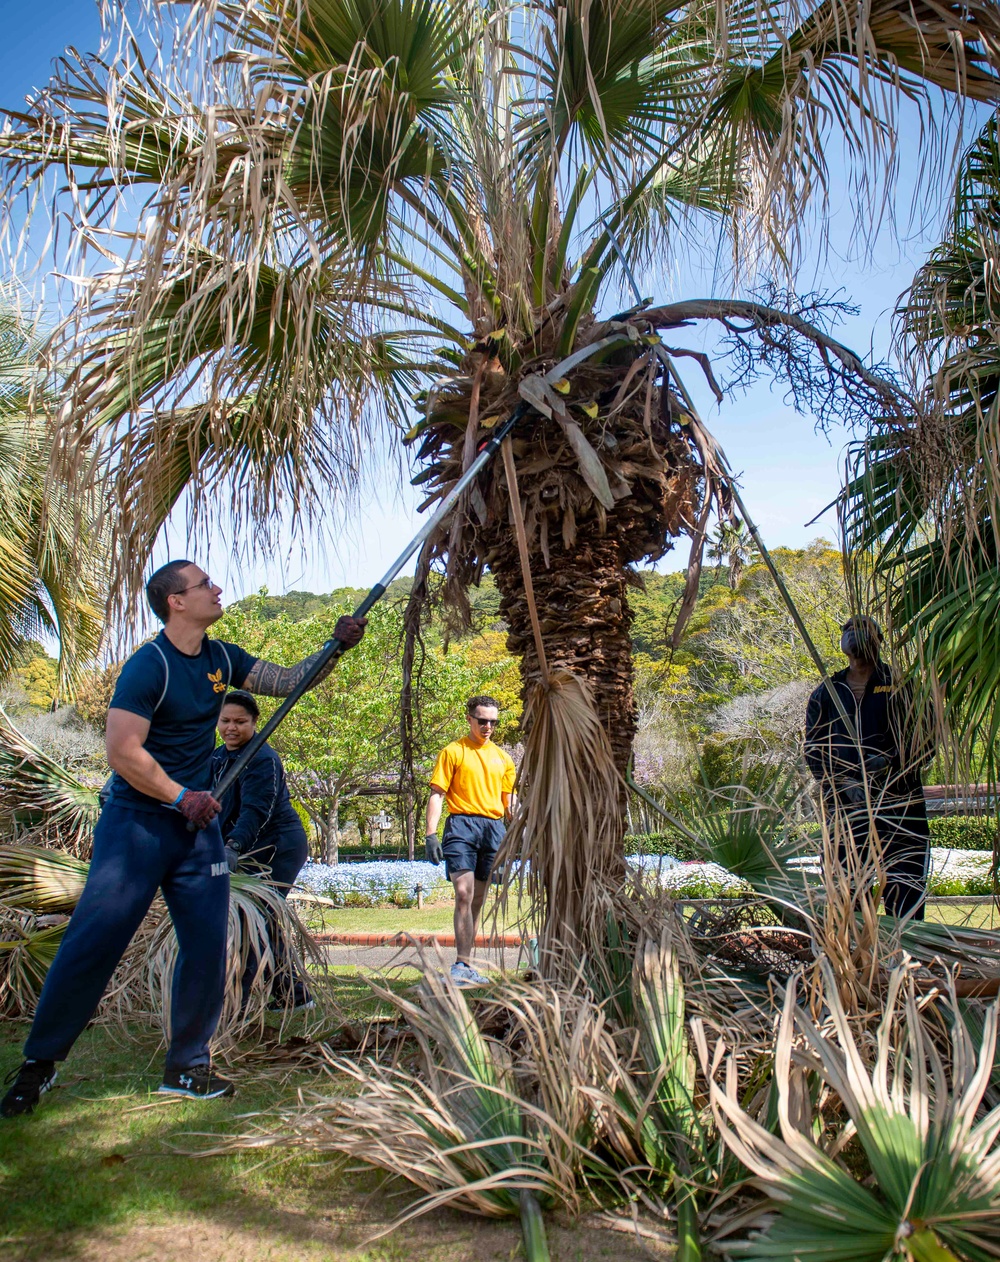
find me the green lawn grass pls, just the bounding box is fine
[0,999,651,1262]
[301,891,528,937]
[927,902,1000,930]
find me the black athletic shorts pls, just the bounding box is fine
[442,813,505,882]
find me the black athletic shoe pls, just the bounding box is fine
[1,1060,57,1118]
[267,989,316,1014]
[157,1066,234,1100]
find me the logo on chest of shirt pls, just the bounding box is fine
[873,685,892,694]
[207,668,226,693]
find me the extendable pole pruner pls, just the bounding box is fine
[210,332,633,806]
[209,404,524,806]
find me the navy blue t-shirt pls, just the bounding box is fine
[108,631,258,811]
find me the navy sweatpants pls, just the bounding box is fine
[25,803,230,1070]
[240,827,309,1005]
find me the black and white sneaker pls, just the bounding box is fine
[267,989,316,1014]
[1,1059,57,1118]
[157,1066,234,1099]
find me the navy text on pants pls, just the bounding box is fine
[25,802,230,1070]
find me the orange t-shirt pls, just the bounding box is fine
[429,737,516,818]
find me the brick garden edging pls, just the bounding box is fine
[315,931,523,947]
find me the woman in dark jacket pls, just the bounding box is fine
[210,690,312,1010]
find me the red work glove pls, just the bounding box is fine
[334,615,367,649]
[176,789,221,830]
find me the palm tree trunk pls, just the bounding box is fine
[490,526,636,777]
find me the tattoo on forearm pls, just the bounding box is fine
[244,650,337,698]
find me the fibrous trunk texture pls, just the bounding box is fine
[488,523,637,775]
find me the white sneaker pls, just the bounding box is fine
[449,961,490,987]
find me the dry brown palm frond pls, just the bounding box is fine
[203,967,624,1228]
[498,669,625,973]
[139,872,329,1059]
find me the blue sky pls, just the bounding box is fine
[1,2,977,602]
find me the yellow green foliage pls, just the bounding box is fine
[14,657,58,710]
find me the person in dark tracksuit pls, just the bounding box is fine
[805,616,933,920]
[2,560,365,1119]
[210,690,313,1012]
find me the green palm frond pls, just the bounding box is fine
[0,843,89,914]
[842,111,1000,760]
[0,300,103,687]
[631,931,706,1261]
[709,961,1000,1262]
[0,708,100,853]
[661,761,810,892]
[0,908,67,1017]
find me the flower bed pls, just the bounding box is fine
[292,848,994,909]
[296,860,451,908]
[928,848,996,896]
[627,854,754,899]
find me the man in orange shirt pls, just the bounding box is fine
[426,695,516,986]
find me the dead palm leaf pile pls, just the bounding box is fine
[214,864,1000,1262]
[0,841,321,1050]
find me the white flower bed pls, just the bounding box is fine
[929,847,994,894]
[627,854,752,896]
[296,860,451,908]
[930,848,993,879]
[786,847,996,894]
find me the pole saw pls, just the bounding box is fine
[209,332,634,807]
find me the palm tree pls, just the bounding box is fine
[0,299,102,690]
[706,518,758,588]
[0,0,995,775]
[843,109,1000,769]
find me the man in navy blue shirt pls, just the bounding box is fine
[2,560,364,1117]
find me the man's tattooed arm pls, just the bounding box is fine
[241,615,367,698]
[242,650,334,698]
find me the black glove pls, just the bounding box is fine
[334,615,367,649]
[176,788,221,830]
[840,780,868,806]
[864,753,891,778]
[224,845,240,873]
[425,834,443,865]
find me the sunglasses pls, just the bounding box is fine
[471,716,498,727]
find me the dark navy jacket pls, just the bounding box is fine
[209,741,305,855]
[804,660,932,804]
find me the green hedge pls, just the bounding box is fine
[929,816,997,852]
[624,831,701,862]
